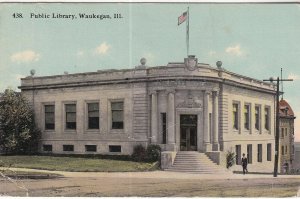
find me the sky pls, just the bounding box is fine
[0,3,300,141]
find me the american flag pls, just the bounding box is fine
[178,11,187,26]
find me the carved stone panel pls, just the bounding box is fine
[176,91,202,108]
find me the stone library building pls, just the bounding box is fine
[20,55,279,173]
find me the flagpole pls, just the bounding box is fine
[186,7,189,57]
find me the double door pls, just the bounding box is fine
[180,115,197,151]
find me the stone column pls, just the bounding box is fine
[212,91,220,151]
[203,90,212,151]
[151,91,158,143]
[167,89,176,148]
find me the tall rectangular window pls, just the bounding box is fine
[292,146,295,154]
[235,145,241,165]
[65,104,76,129]
[285,128,288,137]
[45,105,55,130]
[88,103,99,129]
[233,103,239,130]
[257,144,262,162]
[111,101,124,129]
[244,104,250,130]
[255,106,260,131]
[267,143,272,161]
[281,128,284,138]
[247,144,252,164]
[285,145,288,154]
[265,107,270,131]
[282,145,285,155]
[161,113,167,144]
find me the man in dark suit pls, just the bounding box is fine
[241,153,248,175]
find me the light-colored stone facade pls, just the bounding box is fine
[279,99,296,173]
[19,55,277,172]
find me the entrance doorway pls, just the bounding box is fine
[180,115,197,151]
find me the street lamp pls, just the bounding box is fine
[263,76,292,177]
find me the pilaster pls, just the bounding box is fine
[212,90,220,151]
[167,89,176,146]
[150,91,158,143]
[203,90,212,151]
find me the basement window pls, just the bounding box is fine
[63,145,74,152]
[85,145,97,152]
[43,145,52,152]
[109,145,121,153]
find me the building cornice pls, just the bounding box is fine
[19,74,276,95]
[19,61,276,95]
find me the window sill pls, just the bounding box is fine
[44,130,56,133]
[109,129,124,133]
[42,151,53,153]
[85,129,101,133]
[64,130,77,133]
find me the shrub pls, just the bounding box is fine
[146,144,161,162]
[131,144,161,162]
[131,144,146,162]
[226,150,236,169]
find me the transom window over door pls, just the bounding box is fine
[88,103,99,129]
[66,104,76,129]
[111,101,124,129]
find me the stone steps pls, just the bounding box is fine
[165,151,231,174]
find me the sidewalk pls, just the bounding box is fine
[2,167,300,180]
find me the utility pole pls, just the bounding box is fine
[263,76,292,177]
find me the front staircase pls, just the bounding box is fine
[165,151,231,174]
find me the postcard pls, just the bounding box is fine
[0,2,299,197]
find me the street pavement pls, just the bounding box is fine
[2,167,300,180]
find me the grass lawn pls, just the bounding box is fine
[0,155,158,172]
